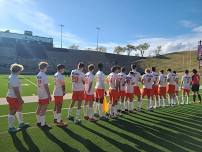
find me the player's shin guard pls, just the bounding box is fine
[181,96,185,104]
[57,113,61,123]
[89,107,93,118]
[93,102,98,114]
[40,116,45,126]
[16,112,23,124]
[186,96,189,104]
[8,114,15,128]
[36,115,40,123]
[98,103,103,117]
[76,109,81,120]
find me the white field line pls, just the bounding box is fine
[22,76,37,87]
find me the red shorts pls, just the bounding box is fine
[84,93,94,101]
[134,86,141,96]
[158,87,166,96]
[95,89,104,99]
[38,98,49,105]
[142,88,153,98]
[6,97,22,111]
[182,88,190,96]
[125,93,134,100]
[54,96,63,105]
[72,91,84,101]
[119,90,126,97]
[152,85,158,96]
[167,85,175,94]
[109,89,118,103]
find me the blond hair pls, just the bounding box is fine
[38,61,48,70]
[145,68,150,73]
[10,63,24,73]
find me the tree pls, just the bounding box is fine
[69,44,80,50]
[125,44,136,56]
[136,43,150,57]
[97,46,107,52]
[154,45,162,56]
[113,46,125,54]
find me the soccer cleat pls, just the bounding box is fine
[8,127,20,133]
[19,123,29,129]
[100,116,108,120]
[40,124,52,130]
[89,117,96,122]
[56,121,68,127]
[36,123,41,127]
[84,116,89,120]
[74,119,81,124]
[67,115,74,121]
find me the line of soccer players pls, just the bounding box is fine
[6,62,201,132]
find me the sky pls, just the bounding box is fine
[0,0,202,56]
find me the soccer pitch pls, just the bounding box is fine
[0,74,202,152]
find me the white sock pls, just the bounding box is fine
[40,116,45,126]
[114,105,117,115]
[76,109,81,120]
[182,96,185,104]
[57,113,61,123]
[36,115,41,123]
[53,111,57,119]
[16,112,23,124]
[94,102,98,114]
[130,102,134,110]
[149,98,153,109]
[89,107,93,118]
[8,114,15,128]
[99,103,103,116]
[186,96,189,104]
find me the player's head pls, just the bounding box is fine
[193,69,197,74]
[116,65,121,73]
[39,61,48,72]
[131,64,136,70]
[111,66,117,73]
[10,63,24,75]
[167,68,172,73]
[145,68,150,74]
[98,63,103,71]
[160,70,164,74]
[129,71,134,75]
[185,70,189,74]
[173,71,176,74]
[88,64,95,72]
[121,66,126,73]
[57,64,65,73]
[78,62,85,71]
[151,67,156,72]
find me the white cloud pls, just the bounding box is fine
[179,20,197,28]
[192,26,202,33]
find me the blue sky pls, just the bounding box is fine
[0,0,202,55]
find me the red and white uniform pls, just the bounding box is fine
[142,73,154,97]
[107,72,119,102]
[53,72,65,104]
[132,70,141,96]
[181,74,191,95]
[151,71,159,96]
[6,74,22,110]
[158,73,167,96]
[37,71,49,105]
[71,69,85,101]
[125,73,135,99]
[167,72,176,94]
[118,72,127,97]
[95,71,105,99]
[175,75,179,93]
[84,71,94,101]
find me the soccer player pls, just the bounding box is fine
[68,62,85,124]
[94,63,107,120]
[107,66,119,117]
[125,71,135,112]
[173,71,180,105]
[158,70,167,107]
[53,64,67,127]
[191,69,201,103]
[181,70,191,104]
[7,64,28,133]
[151,67,159,108]
[84,64,96,122]
[36,62,52,129]
[141,69,154,111]
[117,67,127,112]
[166,69,176,106]
[131,64,142,111]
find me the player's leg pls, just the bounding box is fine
[75,100,82,124]
[181,89,185,105]
[88,99,96,121]
[16,103,28,128]
[39,104,51,128]
[68,92,76,120]
[7,99,18,132]
[53,104,57,123]
[84,98,89,120]
[186,90,190,104]
[121,95,125,112]
[36,104,42,126]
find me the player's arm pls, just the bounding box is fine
[44,82,51,101]
[13,87,24,103]
[61,79,66,96]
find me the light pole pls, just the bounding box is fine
[96,27,100,51]
[59,24,64,48]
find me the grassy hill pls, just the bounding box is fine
[136,51,199,73]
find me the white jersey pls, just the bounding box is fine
[95,71,105,89]
[53,72,65,96]
[37,71,49,99]
[125,74,135,93]
[175,75,179,91]
[159,74,167,87]
[167,72,176,85]
[84,72,94,95]
[151,71,159,85]
[118,72,127,91]
[142,73,154,89]
[182,74,191,89]
[7,74,21,98]
[107,72,118,90]
[132,70,141,86]
[71,69,85,91]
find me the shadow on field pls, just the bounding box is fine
[61,127,104,152]
[10,133,28,152]
[41,128,79,152]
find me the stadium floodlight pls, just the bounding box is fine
[59,24,64,48]
[96,27,100,51]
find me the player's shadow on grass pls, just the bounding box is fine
[61,127,104,152]
[41,128,79,152]
[78,123,139,152]
[10,133,28,152]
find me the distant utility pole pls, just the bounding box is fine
[96,27,100,51]
[59,24,64,48]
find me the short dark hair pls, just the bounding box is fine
[121,67,126,72]
[131,64,136,70]
[173,71,176,74]
[116,65,121,70]
[57,64,65,71]
[78,62,84,69]
[152,67,156,72]
[167,68,172,72]
[129,71,134,75]
[88,64,94,71]
[160,70,164,73]
[111,66,117,72]
[193,69,197,74]
[98,63,103,70]
[185,70,189,74]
